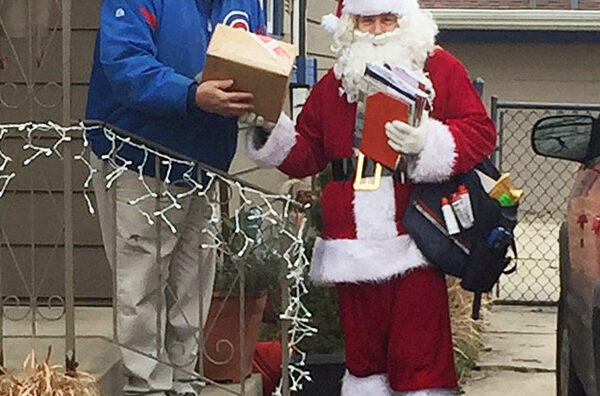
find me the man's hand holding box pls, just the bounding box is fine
[202,24,297,123]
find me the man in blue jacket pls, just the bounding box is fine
[86,1,265,395]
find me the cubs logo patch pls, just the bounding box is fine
[223,10,250,31]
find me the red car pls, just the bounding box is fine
[532,115,600,396]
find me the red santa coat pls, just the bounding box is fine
[247,47,496,284]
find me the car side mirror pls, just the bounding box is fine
[532,115,599,164]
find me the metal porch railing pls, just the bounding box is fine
[0,120,313,396]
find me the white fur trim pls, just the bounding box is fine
[343,0,419,16]
[354,177,397,240]
[407,118,457,183]
[245,113,297,168]
[342,371,393,396]
[395,389,455,396]
[309,235,428,284]
[321,13,339,34]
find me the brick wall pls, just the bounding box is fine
[419,0,600,9]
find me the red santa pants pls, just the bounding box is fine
[336,267,457,394]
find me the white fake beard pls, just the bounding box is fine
[332,14,437,103]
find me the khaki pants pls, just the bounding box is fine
[92,154,217,396]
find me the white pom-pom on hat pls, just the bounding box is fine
[321,0,343,34]
[321,13,340,35]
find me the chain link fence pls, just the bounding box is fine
[492,99,600,304]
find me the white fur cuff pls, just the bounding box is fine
[342,371,393,396]
[309,235,429,284]
[407,118,457,183]
[245,113,297,168]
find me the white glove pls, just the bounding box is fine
[385,114,429,155]
[239,112,276,133]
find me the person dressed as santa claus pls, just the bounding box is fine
[243,0,496,395]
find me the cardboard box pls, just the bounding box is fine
[202,24,296,122]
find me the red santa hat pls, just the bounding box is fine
[321,0,420,34]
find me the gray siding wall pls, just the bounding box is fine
[0,1,296,300]
[307,0,337,77]
[0,0,106,299]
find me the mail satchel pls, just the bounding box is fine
[403,158,518,319]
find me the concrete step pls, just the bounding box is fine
[477,332,556,372]
[201,374,263,396]
[477,306,557,373]
[3,336,122,396]
[3,307,264,396]
[462,371,555,395]
[462,305,557,395]
[4,337,263,396]
[2,307,113,337]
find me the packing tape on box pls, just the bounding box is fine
[253,35,292,60]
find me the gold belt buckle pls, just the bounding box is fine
[353,152,382,191]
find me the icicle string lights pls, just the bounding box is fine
[0,121,316,394]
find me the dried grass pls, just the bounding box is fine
[447,278,489,383]
[0,347,100,396]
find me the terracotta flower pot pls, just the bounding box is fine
[203,291,268,383]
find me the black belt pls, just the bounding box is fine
[331,157,400,181]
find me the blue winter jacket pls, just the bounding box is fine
[86,0,266,180]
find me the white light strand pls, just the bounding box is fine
[0,172,16,197]
[0,127,13,171]
[0,121,316,395]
